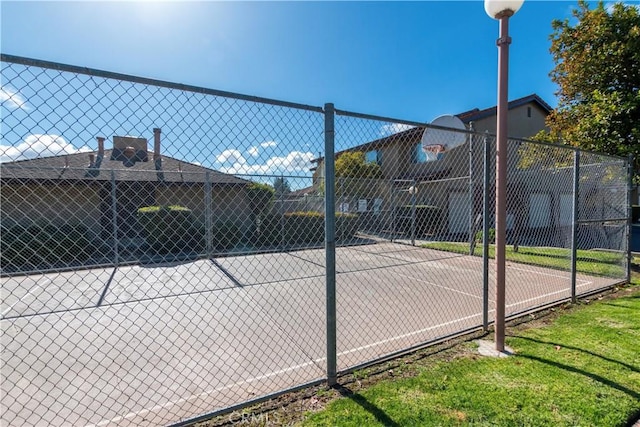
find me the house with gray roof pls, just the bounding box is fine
[1,128,254,266]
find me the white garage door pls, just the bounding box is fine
[559,194,573,226]
[448,192,470,234]
[529,193,551,228]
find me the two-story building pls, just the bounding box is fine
[307,94,625,249]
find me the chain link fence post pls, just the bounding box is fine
[570,150,580,303]
[627,154,634,283]
[279,174,286,251]
[468,132,475,255]
[411,179,416,246]
[391,179,397,242]
[205,171,212,256]
[324,102,337,387]
[482,133,490,331]
[110,170,119,265]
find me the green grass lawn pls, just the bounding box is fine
[421,242,626,278]
[302,287,640,426]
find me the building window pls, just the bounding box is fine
[365,150,382,165]
[527,106,532,118]
[413,143,427,163]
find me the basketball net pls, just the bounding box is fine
[422,144,445,161]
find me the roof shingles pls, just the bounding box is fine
[0,149,247,185]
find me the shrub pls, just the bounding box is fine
[256,213,283,246]
[256,212,312,246]
[137,205,200,254]
[1,223,95,270]
[475,228,496,244]
[210,222,241,251]
[256,212,359,246]
[336,213,360,240]
[247,182,275,217]
[283,211,326,244]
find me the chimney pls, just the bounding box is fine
[88,153,95,167]
[96,137,105,158]
[64,156,69,168]
[153,128,162,161]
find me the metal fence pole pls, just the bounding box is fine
[324,102,337,387]
[279,174,285,250]
[570,150,580,303]
[205,171,212,256]
[411,179,416,246]
[627,154,634,283]
[110,170,119,266]
[482,134,490,331]
[391,180,396,243]
[468,133,475,255]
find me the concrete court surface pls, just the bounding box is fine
[0,242,620,426]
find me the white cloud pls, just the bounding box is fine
[380,123,415,136]
[260,140,277,148]
[265,151,314,171]
[245,141,277,158]
[0,86,28,110]
[216,149,247,166]
[0,134,91,163]
[216,150,314,175]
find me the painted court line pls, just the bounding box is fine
[88,360,323,427]
[81,265,607,426]
[1,278,50,317]
[338,311,483,357]
[508,265,571,280]
[506,280,594,308]
[89,312,483,427]
[396,272,484,300]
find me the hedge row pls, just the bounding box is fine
[1,223,96,270]
[137,205,201,254]
[137,205,241,254]
[257,212,359,246]
[0,209,358,270]
[137,207,361,253]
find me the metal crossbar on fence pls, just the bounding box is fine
[0,54,631,426]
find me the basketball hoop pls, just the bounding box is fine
[422,144,446,155]
[420,115,467,162]
[421,144,446,161]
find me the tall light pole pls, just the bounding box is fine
[485,0,524,353]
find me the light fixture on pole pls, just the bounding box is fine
[484,0,524,353]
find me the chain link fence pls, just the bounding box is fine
[1,54,631,426]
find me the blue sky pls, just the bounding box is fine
[2,1,575,116]
[1,1,633,185]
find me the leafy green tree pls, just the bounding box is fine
[273,176,291,196]
[247,182,275,218]
[517,130,574,170]
[546,0,640,174]
[335,151,382,180]
[334,151,382,199]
